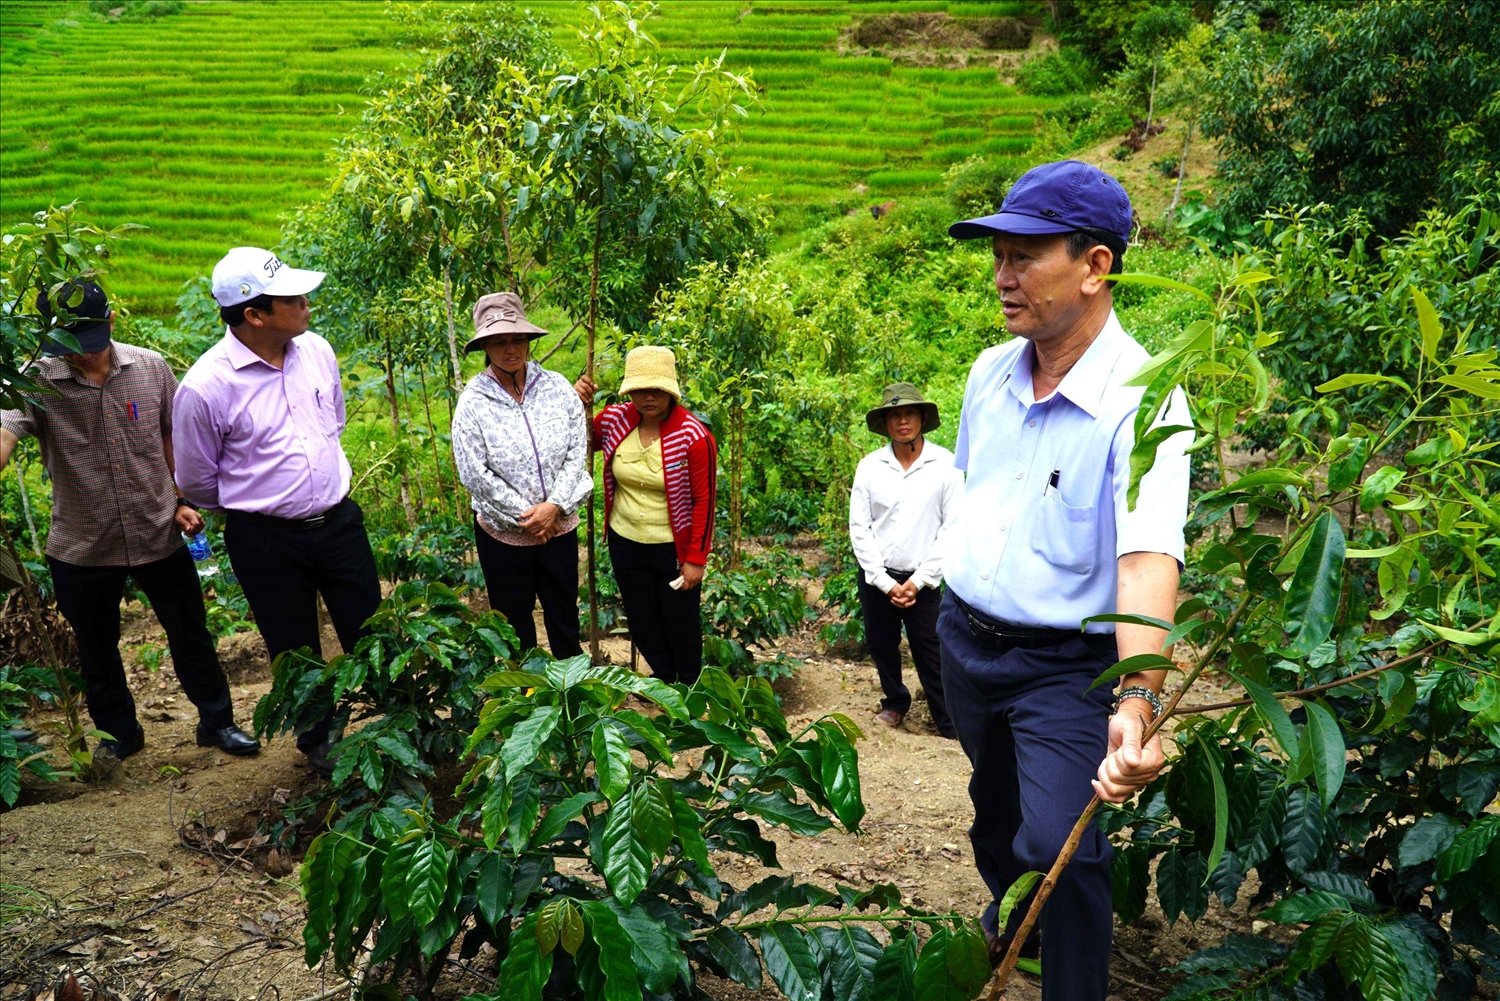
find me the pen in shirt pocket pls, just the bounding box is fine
[127,401,139,421]
[315,388,322,407]
[1044,469,1060,496]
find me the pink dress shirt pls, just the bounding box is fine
[172,330,352,519]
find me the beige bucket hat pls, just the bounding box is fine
[619,346,682,402]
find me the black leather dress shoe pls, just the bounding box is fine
[196,723,261,756]
[302,740,336,777]
[100,722,146,759]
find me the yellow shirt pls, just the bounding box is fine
[610,429,673,544]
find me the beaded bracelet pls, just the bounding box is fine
[1113,685,1164,722]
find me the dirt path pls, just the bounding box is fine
[1,602,1201,1000]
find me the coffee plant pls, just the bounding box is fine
[254,580,519,837]
[299,659,991,999]
[1009,247,1500,1000]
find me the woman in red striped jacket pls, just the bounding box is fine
[589,346,717,684]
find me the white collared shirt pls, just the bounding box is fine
[848,440,962,594]
[946,311,1191,630]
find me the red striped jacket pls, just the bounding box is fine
[594,401,718,566]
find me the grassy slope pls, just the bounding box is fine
[2,0,1054,319]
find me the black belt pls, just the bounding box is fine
[228,497,347,531]
[952,592,1114,655]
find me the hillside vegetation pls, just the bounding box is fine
[2,0,1056,318]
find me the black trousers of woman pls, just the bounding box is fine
[607,529,701,684]
[474,522,583,659]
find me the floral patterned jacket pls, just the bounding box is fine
[451,362,592,538]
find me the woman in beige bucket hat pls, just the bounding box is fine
[587,346,717,684]
[451,292,593,657]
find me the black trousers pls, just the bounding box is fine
[857,572,952,735]
[224,497,381,749]
[938,590,1116,1001]
[48,546,233,745]
[473,522,583,659]
[607,529,702,684]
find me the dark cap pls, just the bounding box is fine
[36,279,112,355]
[865,382,940,436]
[948,160,1133,253]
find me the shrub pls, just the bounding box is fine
[253,580,519,837]
[942,154,1017,219]
[299,660,993,998]
[701,547,812,680]
[1013,47,1097,96]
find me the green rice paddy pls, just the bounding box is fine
[2,0,1053,318]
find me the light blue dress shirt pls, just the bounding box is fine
[946,311,1191,632]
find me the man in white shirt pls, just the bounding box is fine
[848,383,961,737]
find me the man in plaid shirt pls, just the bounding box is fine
[1,279,259,769]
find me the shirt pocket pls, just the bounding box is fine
[1029,492,1097,575]
[124,397,163,455]
[313,384,341,438]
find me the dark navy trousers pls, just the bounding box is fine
[938,590,1116,1000]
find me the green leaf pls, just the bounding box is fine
[379,833,421,924]
[1156,849,1209,925]
[1263,890,1350,924]
[871,933,917,1001]
[913,925,988,1000]
[815,924,884,1001]
[1326,436,1370,493]
[530,791,600,849]
[592,723,632,802]
[1372,543,1417,620]
[1086,652,1175,691]
[300,832,364,966]
[578,900,641,1001]
[1315,373,1409,393]
[632,778,675,856]
[671,787,712,875]
[705,927,762,989]
[1436,814,1500,881]
[479,669,549,691]
[599,789,651,905]
[474,853,513,929]
[1283,512,1345,656]
[1414,286,1441,365]
[996,870,1042,932]
[1302,700,1347,809]
[405,836,452,929]
[498,912,554,1001]
[1359,465,1405,512]
[1114,271,1215,304]
[502,706,561,782]
[1336,916,1409,1001]
[1198,467,1310,503]
[1230,671,1301,762]
[1419,621,1491,646]
[1280,787,1327,874]
[758,925,821,1001]
[815,719,865,830]
[605,900,688,993]
[739,790,832,836]
[1397,815,1463,868]
[1186,730,1229,881]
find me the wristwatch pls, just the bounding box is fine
[175,497,198,510]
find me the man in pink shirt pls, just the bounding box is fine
[172,248,381,776]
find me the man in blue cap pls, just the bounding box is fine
[941,161,1192,998]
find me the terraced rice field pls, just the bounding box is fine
[2,0,1055,318]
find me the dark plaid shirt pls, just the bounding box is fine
[1,342,182,567]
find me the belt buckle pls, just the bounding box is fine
[304,515,326,530]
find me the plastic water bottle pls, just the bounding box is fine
[184,531,212,561]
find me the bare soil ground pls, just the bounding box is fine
[2,599,1215,1001]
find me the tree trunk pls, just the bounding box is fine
[1168,119,1194,215]
[1145,61,1158,135]
[0,523,85,763]
[382,325,416,529]
[585,213,603,664]
[729,407,743,569]
[15,462,41,553]
[442,257,463,403]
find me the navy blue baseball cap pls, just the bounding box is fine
[36,279,113,355]
[948,159,1133,253]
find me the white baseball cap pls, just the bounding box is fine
[211,246,325,307]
